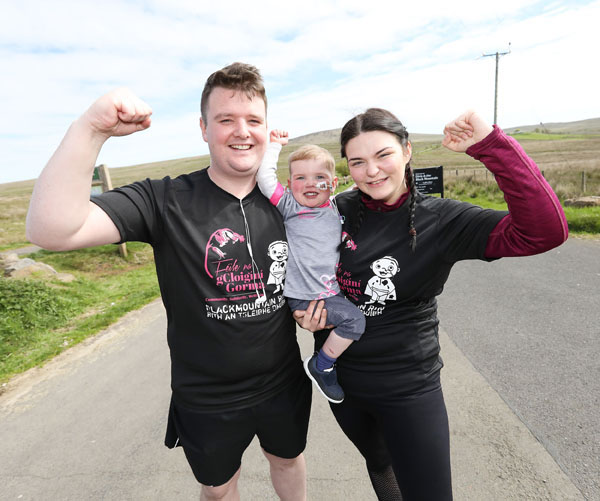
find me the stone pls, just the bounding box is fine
[56,273,77,283]
[564,196,600,208]
[5,261,58,279]
[1,255,76,282]
[0,252,19,266]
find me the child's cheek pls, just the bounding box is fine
[290,180,303,194]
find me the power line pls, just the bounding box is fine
[482,43,511,125]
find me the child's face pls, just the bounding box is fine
[288,159,336,208]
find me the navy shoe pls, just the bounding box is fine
[303,354,345,404]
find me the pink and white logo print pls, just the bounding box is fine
[204,228,245,278]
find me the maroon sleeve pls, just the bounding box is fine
[465,126,568,258]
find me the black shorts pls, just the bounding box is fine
[165,376,312,487]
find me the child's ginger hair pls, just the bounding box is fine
[288,145,335,176]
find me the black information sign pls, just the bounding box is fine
[413,166,444,197]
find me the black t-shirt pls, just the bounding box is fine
[314,190,506,398]
[92,169,302,411]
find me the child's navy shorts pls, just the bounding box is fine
[287,293,365,341]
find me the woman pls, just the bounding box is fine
[296,109,568,500]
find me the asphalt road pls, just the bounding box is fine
[0,237,595,500]
[437,237,600,500]
[0,299,584,500]
[0,302,378,500]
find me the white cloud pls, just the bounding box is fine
[1,0,599,183]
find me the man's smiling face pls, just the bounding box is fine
[200,87,267,181]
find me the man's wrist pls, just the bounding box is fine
[72,115,111,149]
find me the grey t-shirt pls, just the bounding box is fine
[277,191,342,300]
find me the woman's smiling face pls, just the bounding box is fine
[345,130,412,204]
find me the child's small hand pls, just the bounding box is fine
[270,129,289,146]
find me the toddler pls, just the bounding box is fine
[257,130,365,403]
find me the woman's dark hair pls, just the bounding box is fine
[340,108,418,252]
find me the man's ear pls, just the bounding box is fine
[199,117,208,142]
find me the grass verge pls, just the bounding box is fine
[452,194,599,233]
[562,206,600,233]
[0,242,160,385]
[445,179,600,234]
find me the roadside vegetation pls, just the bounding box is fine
[0,243,159,384]
[1,131,598,384]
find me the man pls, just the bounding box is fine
[26,63,314,500]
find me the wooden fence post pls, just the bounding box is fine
[92,164,128,258]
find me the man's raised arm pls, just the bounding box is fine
[26,88,152,251]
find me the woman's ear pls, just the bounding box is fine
[402,141,412,161]
[404,141,412,160]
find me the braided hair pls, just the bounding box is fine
[338,195,366,252]
[340,108,418,251]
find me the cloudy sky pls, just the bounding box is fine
[1,0,599,184]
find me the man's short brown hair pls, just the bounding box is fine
[201,62,267,122]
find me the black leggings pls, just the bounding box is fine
[330,384,452,501]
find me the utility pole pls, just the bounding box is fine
[482,43,511,125]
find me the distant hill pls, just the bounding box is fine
[291,118,600,145]
[289,129,341,145]
[290,128,443,145]
[504,117,600,134]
